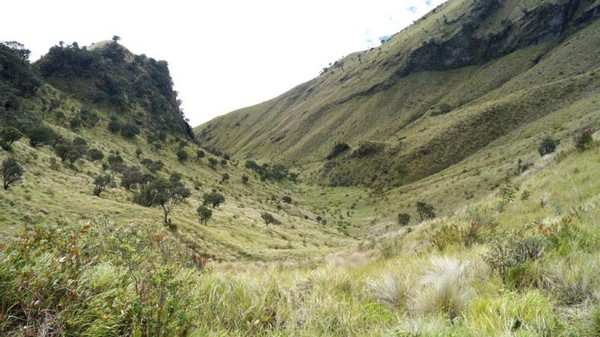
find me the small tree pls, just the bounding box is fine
[197,205,212,225]
[416,201,436,222]
[242,174,249,184]
[196,150,205,159]
[120,166,144,190]
[0,127,22,150]
[88,148,104,161]
[398,213,411,226]
[282,196,292,204]
[2,158,23,190]
[208,158,218,169]
[134,174,191,225]
[538,136,559,156]
[203,191,225,208]
[93,174,111,196]
[27,126,54,148]
[261,212,279,226]
[120,123,140,139]
[221,172,230,183]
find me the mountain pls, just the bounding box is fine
[196,0,600,190]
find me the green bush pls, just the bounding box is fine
[397,213,411,226]
[538,136,559,156]
[2,157,23,190]
[574,128,595,151]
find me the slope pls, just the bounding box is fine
[196,0,600,190]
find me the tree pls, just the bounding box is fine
[203,191,225,208]
[54,142,81,163]
[538,136,559,156]
[2,158,23,190]
[197,205,212,225]
[282,196,292,204]
[574,128,595,152]
[221,172,230,183]
[0,127,22,150]
[26,126,55,148]
[261,212,279,226]
[208,158,218,169]
[120,123,140,139]
[120,166,144,190]
[88,148,104,161]
[135,174,191,225]
[2,41,31,61]
[241,174,249,184]
[196,150,205,159]
[93,174,112,196]
[112,35,121,43]
[415,201,436,221]
[398,213,411,226]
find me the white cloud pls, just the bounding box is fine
[1,0,446,126]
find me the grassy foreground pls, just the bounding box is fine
[1,138,599,336]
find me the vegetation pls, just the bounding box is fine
[261,212,279,225]
[415,201,436,221]
[0,126,22,150]
[1,157,23,190]
[203,191,225,208]
[397,213,411,226]
[134,174,191,225]
[538,136,559,156]
[93,174,111,196]
[196,205,212,224]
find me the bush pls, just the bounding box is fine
[282,196,292,204]
[2,157,23,190]
[326,143,351,160]
[416,201,436,221]
[397,213,411,226]
[197,205,212,225]
[242,174,249,184]
[0,126,22,150]
[93,174,111,196]
[538,136,559,156]
[367,272,410,309]
[261,212,279,225]
[176,148,188,162]
[574,128,595,151]
[221,172,230,183]
[203,191,225,208]
[107,119,121,133]
[120,123,140,138]
[196,149,205,159]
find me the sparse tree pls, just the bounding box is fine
[2,158,23,190]
[203,191,225,208]
[398,213,411,226]
[261,212,279,226]
[93,174,111,196]
[134,174,191,225]
[197,205,212,225]
[112,35,121,43]
[416,201,436,221]
[0,127,22,150]
[120,166,144,190]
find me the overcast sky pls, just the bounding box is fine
[2,0,446,126]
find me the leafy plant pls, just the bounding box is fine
[416,201,436,221]
[197,205,212,225]
[538,136,559,156]
[2,157,23,189]
[397,213,411,226]
[574,128,595,151]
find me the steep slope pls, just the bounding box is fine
[196,0,600,189]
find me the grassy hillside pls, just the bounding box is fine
[196,0,600,191]
[2,127,598,336]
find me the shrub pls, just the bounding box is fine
[197,205,212,225]
[367,272,410,309]
[88,148,104,161]
[93,174,111,196]
[326,143,351,160]
[107,119,121,133]
[0,126,22,150]
[241,174,249,184]
[538,136,559,156]
[203,191,225,208]
[208,157,218,169]
[416,201,436,221]
[574,128,595,151]
[221,172,230,183]
[282,196,292,204]
[2,157,23,189]
[176,148,188,162]
[261,212,279,225]
[397,213,411,226]
[196,149,205,159]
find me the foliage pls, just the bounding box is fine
[134,174,191,224]
[397,213,411,226]
[196,149,205,159]
[93,174,112,196]
[208,157,218,169]
[499,184,515,204]
[107,118,121,133]
[87,148,104,161]
[120,122,140,139]
[326,143,351,160]
[242,174,249,184]
[574,128,595,151]
[221,172,230,183]
[176,148,189,162]
[0,126,22,150]
[415,201,436,221]
[141,158,164,173]
[197,205,212,225]
[2,157,23,189]
[244,160,297,183]
[538,136,559,156]
[282,195,292,204]
[121,166,150,190]
[261,212,279,225]
[203,191,225,208]
[26,126,59,148]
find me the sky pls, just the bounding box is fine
[2,0,446,126]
